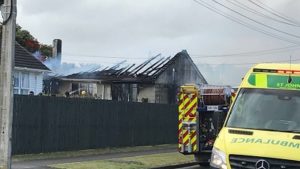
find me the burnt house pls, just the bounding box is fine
[44,50,207,104]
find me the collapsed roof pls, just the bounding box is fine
[52,50,205,84]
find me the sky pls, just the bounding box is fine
[16,0,300,86]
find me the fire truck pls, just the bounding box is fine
[178,84,233,164]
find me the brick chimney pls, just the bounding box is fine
[52,39,62,66]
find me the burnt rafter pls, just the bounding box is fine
[140,57,165,75]
[146,56,171,76]
[54,50,200,84]
[109,60,127,70]
[101,66,110,71]
[151,56,175,77]
[86,65,102,73]
[59,55,171,83]
[129,58,153,74]
[118,64,135,76]
[91,66,102,72]
[129,54,161,75]
[127,61,147,74]
[111,66,127,76]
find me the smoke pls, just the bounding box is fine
[46,57,101,76]
[33,52,101,76]
[32,51,47,62]
[198,64,251,86]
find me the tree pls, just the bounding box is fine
[1,25,53,60]
[40,44,52,57]
[15,25,39,53]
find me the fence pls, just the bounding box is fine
[12,95,178,155]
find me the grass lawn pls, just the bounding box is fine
[13,144,176,162]
[51,152,194,169]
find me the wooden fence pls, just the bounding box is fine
[12,95,177,154]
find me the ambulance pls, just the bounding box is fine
[210,63,300,169]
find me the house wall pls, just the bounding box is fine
[58,81,71,96]
[154,52,207,104]
[56,81,99,97]
[156,54,207,86]
[138,84,171,104]
[154,84,169,104]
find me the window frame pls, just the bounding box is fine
[13,71,31,95]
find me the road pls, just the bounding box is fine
[12,148,175,169]
[178,165,210,169]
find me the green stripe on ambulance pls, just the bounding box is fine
[248,73,300,90]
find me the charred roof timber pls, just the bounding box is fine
[47,50,205,84]
[151,57,175,77]
[118,64,136,76]
[140,57,165,75]
[129,54,161,76]
[146,56,171,76]
[109,60,127,70]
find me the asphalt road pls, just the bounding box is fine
[178,165,210,169]
[12,148,175,169]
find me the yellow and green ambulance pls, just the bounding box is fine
[210,63,300,169]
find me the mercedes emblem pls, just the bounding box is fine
[255,159,270,169]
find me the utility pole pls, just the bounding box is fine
[0,0,17,168]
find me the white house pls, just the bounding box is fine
[12,43,50,95]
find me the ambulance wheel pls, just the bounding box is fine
[199,162,209,166]
[194,154,210,166]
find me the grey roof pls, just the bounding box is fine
[15,42,49,71]
[0,42,50,71]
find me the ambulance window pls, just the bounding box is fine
[226,88,300,133]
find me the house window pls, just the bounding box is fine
[21,73,29,94]
[13,72,19,94]
[88,83,93,95]
[14,72,30,95]
[79,83,94,96]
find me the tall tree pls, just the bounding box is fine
[1,25,53,61]
[15,25,40,53]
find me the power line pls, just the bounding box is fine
[191,45,300,58]
[63,45,300,61]
[193,0,300,45]
[211,0,300,39]
[63,53,151,59]
[64,54,300,66]
[249,0,300,26]
[226,0,300,27]
[197,58,300,66]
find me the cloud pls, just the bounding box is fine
[17,0,300,86]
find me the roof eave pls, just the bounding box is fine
[59,78,102,83]
[15,67,51,73]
